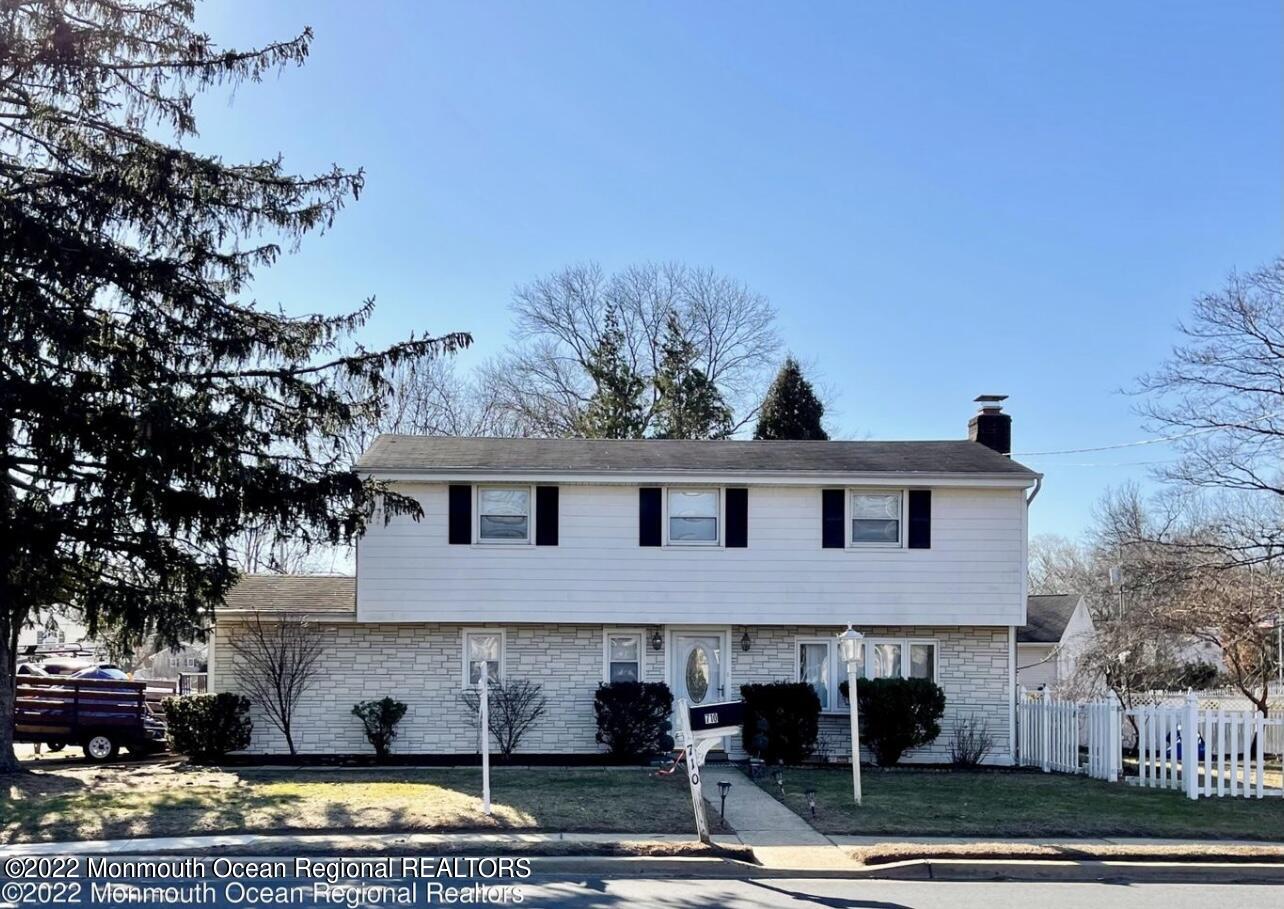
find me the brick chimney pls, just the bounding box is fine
[968,395,1011,456]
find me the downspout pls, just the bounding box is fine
[1010,474,1042,764]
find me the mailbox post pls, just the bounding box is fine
[676,699,745,844]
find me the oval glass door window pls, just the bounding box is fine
[685,645,711,703]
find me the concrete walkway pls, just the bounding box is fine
[700,765,859,870]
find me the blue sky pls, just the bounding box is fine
[193,1,1281,540]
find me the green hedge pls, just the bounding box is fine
[594,682,674,761]
[163,692,252,762]
[740,681,820,764]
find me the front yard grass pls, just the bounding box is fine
[1,761,717,844]
[760,767,1284,840]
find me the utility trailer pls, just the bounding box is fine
[13,675,167,761]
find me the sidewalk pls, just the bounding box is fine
[700,765,859,870]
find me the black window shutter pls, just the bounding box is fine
[821,489,845,549]
[725,488,748,548]
[535,486,559,546]
[907,489,932,549]
[448,485,472,544]
[639,487,662,547]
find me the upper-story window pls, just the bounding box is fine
[667,488,720,545]
[477,486,530,543]
[850,490,903,546]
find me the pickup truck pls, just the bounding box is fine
[13,674,167,761]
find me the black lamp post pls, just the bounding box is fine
[772,768,785,796]
[805,787,817,818]
[717,779,732,818]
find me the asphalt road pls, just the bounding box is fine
[6,866,1280,909]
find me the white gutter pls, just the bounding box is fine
[358,469,1042,489]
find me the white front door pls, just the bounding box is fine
[673,633,724,706]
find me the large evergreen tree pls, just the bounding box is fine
[651,311,733,440]
[0,1,468,771]
[754,357,829,441]
[574,307,646,439]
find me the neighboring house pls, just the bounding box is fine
[16,609,94,655]
[1016,594,1095,692]
[133,642,209,681]
[212,397,1041,764]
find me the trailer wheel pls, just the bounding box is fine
[82,735,118,762]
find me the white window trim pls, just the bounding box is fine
[602,627,645,684]
[862,637,940,682]
[795,637,842,713]
[846,487,907,549]
[474,484,535,546]
[461,627,507,688]
[663,486,724,548]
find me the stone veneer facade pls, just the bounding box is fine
[212,621,1012,764]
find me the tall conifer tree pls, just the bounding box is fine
[575,308,646,439]
[651,312,733,439]
[0,1,468,770]
[754,357,828,440]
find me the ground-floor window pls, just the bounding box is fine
[796,635,938,711]
[463,629,505,686]
[865,638,937,683]
[604,630,643,683]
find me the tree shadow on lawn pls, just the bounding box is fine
[229,765,719,835]
[1,764,720,844]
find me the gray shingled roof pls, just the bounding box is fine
[1019,594,1082,643]
[356,436,1039,477]
[219,575,355,617]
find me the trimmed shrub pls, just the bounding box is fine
[163,692,252,762]
[841,677,946,766]
[740,681,820,764]
[949,714,995,767]
[594,681,674,760]
[352,697,408,761]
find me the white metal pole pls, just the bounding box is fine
[847,659,862,806]
[480,670,491,815]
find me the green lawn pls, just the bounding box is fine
[759,767,1284,840]
[1,761,718,844]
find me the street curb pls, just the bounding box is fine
[792,858,1284,884]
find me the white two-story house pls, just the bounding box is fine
[211,397,1040,764]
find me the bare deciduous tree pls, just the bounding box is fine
[486,262,781,436]
[461,677,548,757]
[228,613,325,755]
[1138,259,1284,563]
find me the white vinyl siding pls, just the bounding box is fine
[358,484,1027,626]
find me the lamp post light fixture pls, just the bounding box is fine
[717,780,732,819]
[837,624,864,807]
[805,787,817,818]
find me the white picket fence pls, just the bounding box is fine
[1131,699,1284,799]
[1018,691,1283,799]
[1017,693,1121,781]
